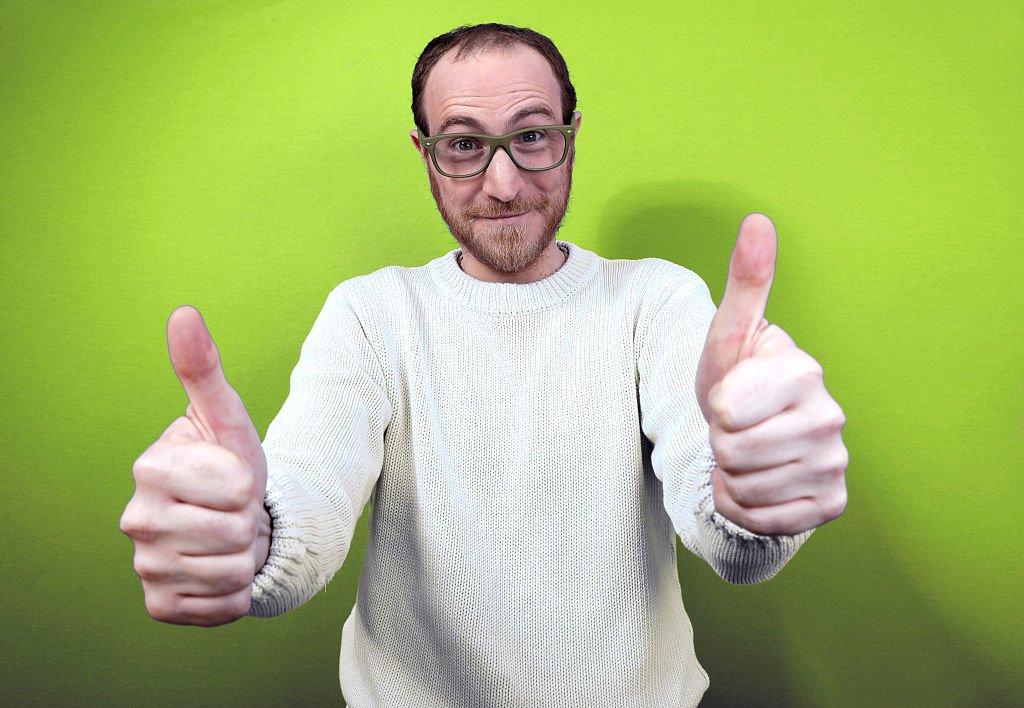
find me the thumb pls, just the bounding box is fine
[166,306,264,469]
[696,213,778,413]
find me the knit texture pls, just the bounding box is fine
[249,241,811,706]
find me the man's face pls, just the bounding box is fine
[413,45,579,276]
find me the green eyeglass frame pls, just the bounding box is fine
[417,124,576,178]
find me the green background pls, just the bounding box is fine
[2,1,1021,705]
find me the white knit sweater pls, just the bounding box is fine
[249,241,809,706]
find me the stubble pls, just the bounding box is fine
[428,166,573,275]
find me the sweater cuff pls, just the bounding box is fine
[699,509,813,584]
[693,461,813,584]
[247,473,323,618]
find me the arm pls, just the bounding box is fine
[637,265,810,584]
[249,286,393,617]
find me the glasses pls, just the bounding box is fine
[418,124,575,178]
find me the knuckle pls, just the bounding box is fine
[819,487,848,521]
[206,511,257,549]
[225,470,255,509]
[823,401,846,433]
[227,588,253,618]
[710,434,738,471]
[831,446,850,475]
[214,556,256,594]
[131,452,167,487]
[709,391,737,430]
[133,554,167,583]
[238,512,260,544]
[834,404,847,431]
[144,591,177,623]
[119,506,138,537]
[794,354,824,385]
[738,508,773,536]
[721,472,750,506]
[120,505,157,542]
[226,564,256,594]
[809,403,846,440]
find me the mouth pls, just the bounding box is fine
[478,211,529,225]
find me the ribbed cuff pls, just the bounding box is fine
[248,473,323,618]
[692,460,813,584]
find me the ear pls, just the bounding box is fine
[410,130,429,166]
[571,111,582,135]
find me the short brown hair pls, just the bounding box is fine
[411,23,577,135]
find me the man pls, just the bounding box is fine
[120,24,847,706]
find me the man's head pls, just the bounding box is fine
[410,24,580,281]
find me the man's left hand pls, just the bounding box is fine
[694,213,848,536]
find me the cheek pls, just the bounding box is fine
[440,182,474,209]
[538,163,572,190]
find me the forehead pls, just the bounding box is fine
[422,44,562,133]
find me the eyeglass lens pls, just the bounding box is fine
[434,129,566,176]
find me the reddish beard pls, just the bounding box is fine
[428,166,573,274]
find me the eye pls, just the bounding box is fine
[450,137,482,152]
[519,130,543,143]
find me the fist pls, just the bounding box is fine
[120,306,271,626]
[696,214,848,536]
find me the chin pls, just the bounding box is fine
[464,223,551,274]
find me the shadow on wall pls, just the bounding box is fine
[599,181,1020,706]
[675,499,1022,707]
[598,179,798,704]
[595,179,762,300]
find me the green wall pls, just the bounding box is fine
[2,1,1021,705]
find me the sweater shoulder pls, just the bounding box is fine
[321,261,435,318]
[330,262,431,300]
[595,254,712,312]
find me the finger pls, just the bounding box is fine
[166,306,262,466]
[124,502,254,555]
[696,213,778,414]
[137,551,257,597]
[710,411,808,472]
[707,342,817,431]
[134,440,256,511]
[711,393,846,474]
[160,415,204,444]
[144,585,252,627]
[165,503,259,555]
[712,469,837,536]
[716,460,831,507]
[707,212,777,357]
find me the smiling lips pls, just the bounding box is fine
[480,211,528,222]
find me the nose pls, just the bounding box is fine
[480,146,526,203]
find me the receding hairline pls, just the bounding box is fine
[448,34,523,61]
[411,23,577,136]
[423,43,565,130]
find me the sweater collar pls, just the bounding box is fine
[428,240,599,315]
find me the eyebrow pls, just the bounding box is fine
[435,105,558,136]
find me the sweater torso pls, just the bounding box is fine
[251,241,808,706]
[338,243,708,705]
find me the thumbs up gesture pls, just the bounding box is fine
[695,214,848,536]
[120,306,271,626]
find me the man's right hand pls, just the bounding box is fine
[120,306,271,626]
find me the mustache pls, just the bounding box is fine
[463,194,551,219]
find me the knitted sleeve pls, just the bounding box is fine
[248,285,392,617]
[636,262,811,584]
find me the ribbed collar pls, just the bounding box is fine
[428,241,600,315]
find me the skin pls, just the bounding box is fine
[410,45,581,284]
[120,42,847,629]
[696,213,848,535]
[120,306,271,626]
